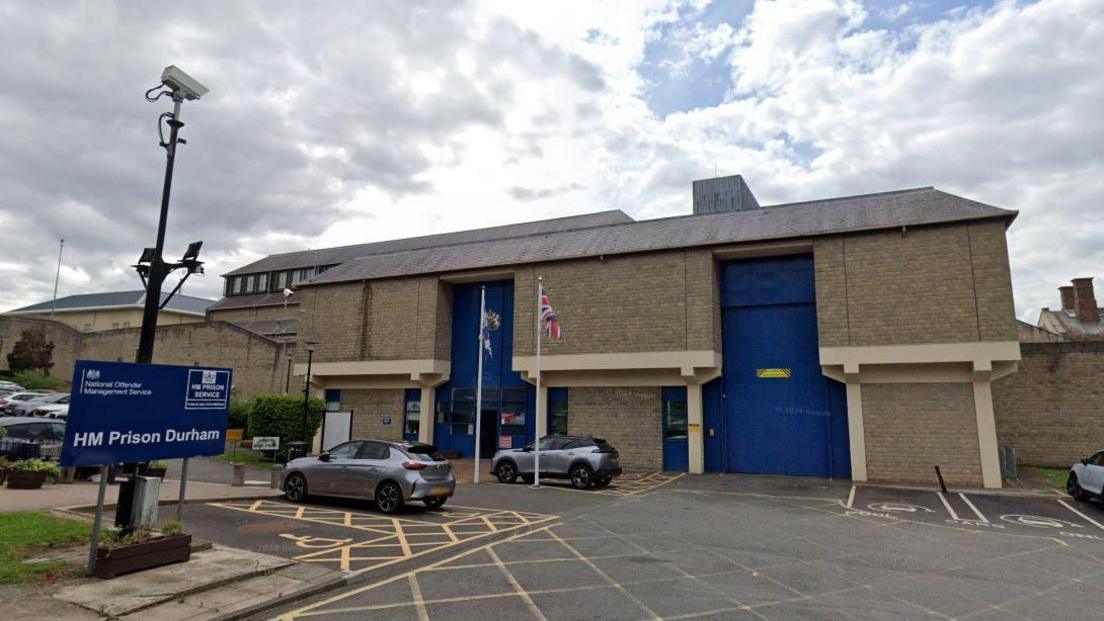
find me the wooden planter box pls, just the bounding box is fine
[6,471,47,489]
[94,534,192,579]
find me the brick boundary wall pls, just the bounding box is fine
[993,341,1104,467]
[0,316,284,399]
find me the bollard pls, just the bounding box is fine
[231,463,245,487]
[270,467,282,489]
[934,465,948,494]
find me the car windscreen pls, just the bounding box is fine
[406,445,446,462]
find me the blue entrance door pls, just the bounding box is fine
[661,387,688,471]
[718,256,850,478]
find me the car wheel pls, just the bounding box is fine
[593,476,612,488]
[570,464,594,489]
[495,461,518,484]
[1067,473,1088,501]
[376,481,404,514]
[424,496,447,510]
[284,473,308,503]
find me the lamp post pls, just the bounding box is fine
[115,66,209,534]
[302,343,316,445]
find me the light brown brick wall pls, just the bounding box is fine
[567,386,661,471]
[0,317,83,381]
[342,389,405,441]
[514,249,719,356]
[0,317,283,399]
[297,277,445,363]
[862,383,982,487]
[814,221,1017,347]
[994,342,1104,467]
[208,305,298,324]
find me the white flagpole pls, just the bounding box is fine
[474,286,486,484]
[533,277,543,488]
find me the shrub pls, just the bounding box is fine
[159,518,183,537]
[247,394,324,459]
[227,399,251,435]
[7,459,62,479]
[9,370,66,390]
[6,330,54,373]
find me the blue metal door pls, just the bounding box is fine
[717,256,850,478]
[661,387,688,472]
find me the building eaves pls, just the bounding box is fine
[303,187,1016,288]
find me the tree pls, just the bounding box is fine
[7,329,55,373]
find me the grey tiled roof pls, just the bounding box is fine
[223,210,634,277]
[8,290,214,315]
[303,187,1016,287]
[207,292,291,312]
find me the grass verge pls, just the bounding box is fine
[0,511,91,585]
[1021,466,1068,491]
[214,449,280,467]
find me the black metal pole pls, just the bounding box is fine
[136,96,183,365]
[285,356,292,393]
[302,348,314,442]
[117,95,185,533]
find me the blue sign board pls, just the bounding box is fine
[61,360,232,467]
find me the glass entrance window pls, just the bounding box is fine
[403,389,421,437]
[664,398,688,440]
[548,388,568,435]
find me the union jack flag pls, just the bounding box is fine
[540,284,564,339]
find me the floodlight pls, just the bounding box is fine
[182,241,203,261]
[138,247,156,264]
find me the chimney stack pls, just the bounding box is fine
[1071,277,1099,323]
[1059,285,1076,311]
[692,175,760,215]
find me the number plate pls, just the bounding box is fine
[430,485,450,496]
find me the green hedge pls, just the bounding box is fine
[228,399,251,435]
[7,370,67,390]
[246,393,324,459]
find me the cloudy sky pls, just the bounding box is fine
[1,0,1101,321]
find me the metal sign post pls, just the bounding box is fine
[86,464,109,575]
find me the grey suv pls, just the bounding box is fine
[491,435,621,489]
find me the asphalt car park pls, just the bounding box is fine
[193,472,1104,620]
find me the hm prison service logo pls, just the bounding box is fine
[486,309,502,331]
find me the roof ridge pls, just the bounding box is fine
[762,186,935,209]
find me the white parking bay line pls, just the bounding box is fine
[936,492,960,521]
[958,493,988,523]
[1058,499,1104,530]
[846,485,856,509]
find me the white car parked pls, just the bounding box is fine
[30,402,69,419]
[1067,450,1104,501]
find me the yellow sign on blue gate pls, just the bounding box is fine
[756,368,791,378]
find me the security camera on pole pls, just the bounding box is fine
[114,66,209,534]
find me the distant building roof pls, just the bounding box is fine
[7,290,214,316]
[1037,308,1104,340]
[1017,320,1066,343]
[223,210,635,277]
[305,187,1015,287]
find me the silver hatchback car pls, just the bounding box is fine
[281,440,455,514]
[491,435,622,489]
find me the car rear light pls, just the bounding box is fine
[402,460,428,470]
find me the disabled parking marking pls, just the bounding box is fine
[958,493,989,523]
[1000,514,1082,529]
[867,502,934,514]
[936,492,961,521]
[207,499,556,573]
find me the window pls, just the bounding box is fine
[564,438,595,450]
[327,441,363,460]
[663,390,688,440]
[359,442,390,460]
[405,445,445,462]
[234,276,245,294]
[111,322,120,329]
[548,388,568,435]
[1090,451,1104,466]
[257,273,268,291]
[404,389,421,436]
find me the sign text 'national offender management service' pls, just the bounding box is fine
[61,360,233,467]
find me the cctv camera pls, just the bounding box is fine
[160,65,209,100]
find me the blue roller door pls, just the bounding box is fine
[716,255,850,478]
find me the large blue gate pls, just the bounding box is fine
[714,255,850,478]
